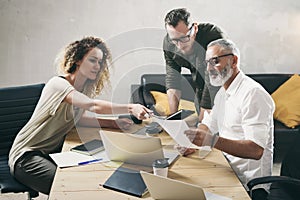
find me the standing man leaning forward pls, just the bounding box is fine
[181,39,275,200]
[163,8,226,121]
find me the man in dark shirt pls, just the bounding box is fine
[163,8,226,122]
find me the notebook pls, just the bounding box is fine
[103,165,149,197]
[140,171,231,200]
[99,131,179,167]
[70,139,104,155]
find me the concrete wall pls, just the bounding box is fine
[1,0,299,103]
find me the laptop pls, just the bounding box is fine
[140,171,232,200]
[99,131,179,167]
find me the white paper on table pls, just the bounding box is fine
[49,150,109,168]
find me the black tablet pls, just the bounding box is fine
[70,139,104,155]
[166,109,195,120]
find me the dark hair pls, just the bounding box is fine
[164,8,190,27]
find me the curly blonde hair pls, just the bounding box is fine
[56,36,112,98]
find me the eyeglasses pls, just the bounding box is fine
[168,24,195,45]
[204,53,234,67]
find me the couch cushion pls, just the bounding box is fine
[247,74,292,94]
[274,120,300,134]
[141,74,197,102]
[150,91,170,115]
[150,91,196,116]
[271,74,300,128]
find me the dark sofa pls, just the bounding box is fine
[131,73,300,163]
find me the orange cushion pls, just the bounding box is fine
[150,91,196,116]
[271,74,300,128]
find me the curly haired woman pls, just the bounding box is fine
[9,36,151,194]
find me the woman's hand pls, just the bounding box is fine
[129,104,152,120]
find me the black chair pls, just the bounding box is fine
[131,74,197,115]
[0,83,45,199]
[247,135,300,200]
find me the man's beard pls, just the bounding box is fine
[208,64,233,87]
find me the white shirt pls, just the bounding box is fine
[202,71,275,190]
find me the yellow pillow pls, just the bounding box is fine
[150,91,196,116]
[271,74,300,128]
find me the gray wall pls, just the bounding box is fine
[1,0,299,103]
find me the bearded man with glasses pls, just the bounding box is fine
[179,39,275,200]
[163,8,226,123]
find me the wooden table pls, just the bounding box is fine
[48,125,250,200]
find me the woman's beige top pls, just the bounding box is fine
[9,76,84,174]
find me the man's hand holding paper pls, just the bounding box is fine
[185,128,219,147]
[153,118,217,158]
[153,118,197,148]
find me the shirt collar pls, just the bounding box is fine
[225,71,245,97]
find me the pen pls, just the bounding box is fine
[78,158,103,165]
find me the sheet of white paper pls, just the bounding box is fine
[50,151,109,168]
[154,118,198,149]
[154,118,212,158]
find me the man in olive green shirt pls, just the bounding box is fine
[163,8,226,122]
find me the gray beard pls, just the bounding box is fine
[209,64,233,87]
